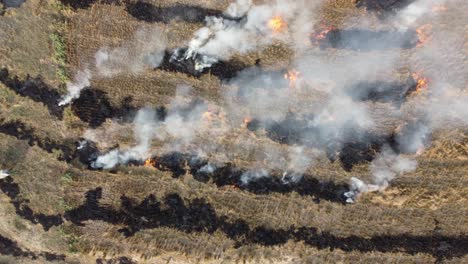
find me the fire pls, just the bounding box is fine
[144,158,156,167]
[432,4,448,13]
[412,72,429,92]
[416,146,425,156]
[268,16,287,33]
[242,116,252,128]
[202,110,216,122]
[310,25,334,44]
[284,69,301,88]
[416,24,432,47]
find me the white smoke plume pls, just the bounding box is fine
[85,0,466,203]
[344,147,417,203]
[59,27,167,107]
[240,169,268,185]
[394,0,448,30]
[92,108,158,169]
[182,0,321,69]
[0,169,10,179]
[58,69,91,106]
[95,27,167,77]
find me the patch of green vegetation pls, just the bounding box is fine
[13,218,27,231]
[59,225,81,253]
[61,172,73,184]
[58,198,73,212]
[50,32,70,83]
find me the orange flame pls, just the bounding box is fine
[412,72,429,92]
[144,158,156,167]
[242,116,252,128]
[416,24,432,47]
[310,25,334,44]
[268,16,287,33]
[202,110,216,122]
[284,69,301,88]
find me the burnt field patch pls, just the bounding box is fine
[64,187,468,261]
[130,152,349,203]
[159,48,250,80]
[345,78,418,105]
[125,2,231,24]
[0,68,64,119]
[246,115,398,171]
[356,0,416,16]
[0,119,79,162]
[0,234,66,262]
[70,88,140,128]
[314,29,419,50]
[0,177,63,231]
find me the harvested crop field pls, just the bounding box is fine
[0,0,467,263]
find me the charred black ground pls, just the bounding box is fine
[356,0,416,17]
[63,187,468,261]
[0,177,63,230]
[70,88,139,128]
[0,68,64,119]
[159,49,249,80]
[316,29,418,50]
[125,2,233,24]
[346,77,418,105]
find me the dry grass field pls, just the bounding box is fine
[0,0,467,263]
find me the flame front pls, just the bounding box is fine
[242,116,252,128]
[144,158,156,167]
[310,25,334,44]
[416,24,432,47]
[284,69,301,88]
[412,72,429,92]
[268,16,287,33]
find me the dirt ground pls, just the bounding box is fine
[0,0,466,263]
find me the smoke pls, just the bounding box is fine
[180,0,321,69]
[83,0,466,203]
[95,27,167,77]
[58,69,92,106]
[0,169,10,179]
[240,169,268,185]
[394,0,448,30]
[344,147,417,203]
[91,108,159,169]
[58,27,167,107]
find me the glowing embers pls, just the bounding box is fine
[411,71,429,93]
[268,16,287,33]
[416,24,432,47]
[284,69,301,89]
[144,158,157,167]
